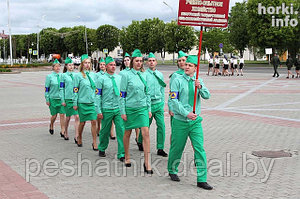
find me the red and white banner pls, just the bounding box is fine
[178,0,230,27]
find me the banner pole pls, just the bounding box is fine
[193,26,203,113]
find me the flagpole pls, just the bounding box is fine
[193,26,203,113]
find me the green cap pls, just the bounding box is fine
[124,52,130,57]
[81,54,89,62]
[148,52,156,59]
[178,50,188,59]
[53,59,60,64]
[65,57,73,64]
[132,49,142,58]
[99,58,105,63]
[186,55,198,65]
[105,56,115,65]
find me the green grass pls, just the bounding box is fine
[0,63,50,68]
[0,68,12,72]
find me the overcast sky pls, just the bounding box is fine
[0,0,244,35]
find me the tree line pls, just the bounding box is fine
[0,0,298,60]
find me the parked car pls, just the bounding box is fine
[114,58,123,66]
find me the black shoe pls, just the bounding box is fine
[92,144,98,151]
[143,163,153,174]
[77,143,82,147]
[60,132,64,138]
[137,142,144,151]
[272,75,275,77]
[197,182,213,190]
[98,150,106,157]
[157,149,168,157]
[277,74,279,78]
[169,173,180,182]
[119,157,125,162]
[292,75,295,78]
[49,129,54,135]
[110,136,116,140]
[64,135,69,140]
[74,138,78,144]
[286,76,289,79]
[125,162,131,167]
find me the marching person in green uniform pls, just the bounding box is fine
[120,53,141,144]
[120,49,153,174]
[168,55,213,190]
[168,50,188,122]
[73,54,98,151]
[60,57,79,142]
[45,59,66,136]
[137,52,168,157]
[96,56,125,161]
[96,58,116,139]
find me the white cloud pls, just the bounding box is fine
[0,0,244,35]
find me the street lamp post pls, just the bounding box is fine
[7,0,13,66]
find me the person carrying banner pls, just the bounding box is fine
[168,55,213,190]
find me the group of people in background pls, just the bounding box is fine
[44,50,213,190]
[207,55,244,77]
[271,53,300,79]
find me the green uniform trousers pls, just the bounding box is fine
[167,117,207,182]
[98,109,125,159]
[138,102,166,150]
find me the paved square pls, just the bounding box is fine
[0,65,299,199]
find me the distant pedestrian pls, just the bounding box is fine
[286,54,294,79]
[233,57,239,76]
[222,55,229,76]
[295,54,300,78]
[93,58,98,71]
[207,55,214,76]
[271,53,281,78]
[214,56,220,76]
[230,56,234,76]
[238,56,244,76]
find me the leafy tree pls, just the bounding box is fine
[228,2,250,56]
[247,0,299,57]
[164,20,196,63]
[139,18,165,55]
[119,21,141,55]
[96,25,119,56]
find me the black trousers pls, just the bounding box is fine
[273,65,279,76]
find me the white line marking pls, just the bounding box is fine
[224,110,300,122]
[231,109,300,111]
[214,78,276,109]
[224,102,300,109]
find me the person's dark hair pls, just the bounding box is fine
[96,63,100,72]
[120,56,130,71]
[63,64,68,73]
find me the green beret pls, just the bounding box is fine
[186,55,198,65]
[124,52,130,57]
[65,57,73,64]
[53,59,60,64]
[105,56,115,65]
[81,54,89,62]
[132,49,142,58]
[99,58,105,63]
[148,52,156,59]
[178,50,188,59]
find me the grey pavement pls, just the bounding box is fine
[0,66,299,199]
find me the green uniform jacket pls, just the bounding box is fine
[95,73,122,114]
[60,71,76,103]
[119,67,130,77]
[145,68,165,105]
[120,68,151,115]
[45,72,62,102]
[169,73,210,122]
[272,56,281,66]
[168,69,185,112]
[72,71,97,106]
